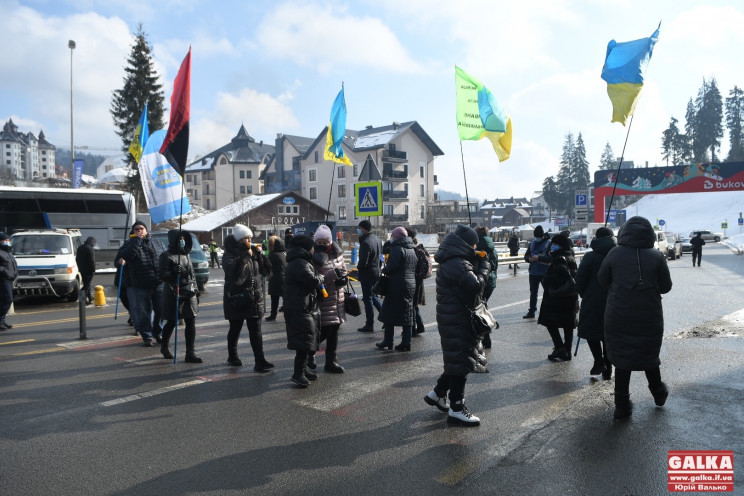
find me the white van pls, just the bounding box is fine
[11,228,83,301]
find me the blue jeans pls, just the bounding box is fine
[383,323,412,346]
[528,275,544,314]
[359,275,382,327]
[127,286,155,341]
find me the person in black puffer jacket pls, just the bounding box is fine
[0,232,18,330]
[119,220,162,346]
[76,236,97,304]
[537,233,579,362]
[375,226,417,351]
[284,235,325,388]
[576,227,616,379]
[598,216,672,419]
[424,225,490,427]
[222,224,274,372]
[158,229,201,363]
[266,235,287,321]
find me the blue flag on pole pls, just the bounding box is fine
[138,129,191,224]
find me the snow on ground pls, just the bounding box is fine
[622,191,743,240]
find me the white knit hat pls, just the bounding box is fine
[314,224,333,242]
[233,224,253,240]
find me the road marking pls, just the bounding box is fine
[100,379,207,407]
[0,339,35,346]
[13,348,64,356]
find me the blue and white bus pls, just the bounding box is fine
[0,186,137,268]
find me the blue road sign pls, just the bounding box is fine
[659,219,665,226]
[575,194,587,206]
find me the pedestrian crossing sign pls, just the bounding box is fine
[355,181,382,217]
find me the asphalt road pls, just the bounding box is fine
[1,244,742,496]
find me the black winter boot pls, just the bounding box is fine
[649,382,669,406]
[253,351,275,372]
[306,352,317,370]
[227,328,242,366]
[291,354,309,388]
[184,325,202,363]
[160,323,174,359]
[482,332,492,349]
[613,393,633,419]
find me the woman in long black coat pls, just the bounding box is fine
[537,233,579,362]
[598,216,672,419]
[222,225,274,372]
[575,227,616,379]
[424,225,489,427]
[283,235,325,388]
[158,229,201,363]
[266,235,287,321]
[375,227,417,351]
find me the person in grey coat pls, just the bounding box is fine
[598,216,673,419]
[424,225,490,426]
[284,235,325,388]
[576,227,616,379]
[375,226,417,351]
[158,229,201,363]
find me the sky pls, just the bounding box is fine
[2,0,744,202]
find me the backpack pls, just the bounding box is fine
[414,245,432,280]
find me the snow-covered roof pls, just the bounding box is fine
[181,193,282,232]
[97,167,130,184]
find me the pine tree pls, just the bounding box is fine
[692,78,724,163]
[573,133,591,188]
[661,117,677,166]
[556,132,575,216]
[725,85,744,162]
[684,97,706,163]
[599,142,616,170]
[541,176,560,220]
[110,24,165,204]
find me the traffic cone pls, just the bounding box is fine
[94,285,106,306]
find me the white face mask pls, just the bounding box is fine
[1,241,9,246]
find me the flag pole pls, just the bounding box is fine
[172,180,185,364]
[325,156,336,223]
[459,142,473,226]
[604,114,635,226]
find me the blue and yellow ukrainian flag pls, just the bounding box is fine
[128,103,149,163]
[324,86,353,166]
[601,24,660,125]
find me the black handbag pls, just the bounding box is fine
[469,300,498,337]
[228,288,256,309]
[372,274,389,297]
[550,273,578,297]
[344,281,362,317]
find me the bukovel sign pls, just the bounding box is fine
[593,161,744,223]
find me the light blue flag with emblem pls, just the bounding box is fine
[137,129,191,224]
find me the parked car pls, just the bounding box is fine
[151,231,210,291]
[681,237,693,254]
[653,230,669,256]
[665,233,682,260]
[689,230,723,242]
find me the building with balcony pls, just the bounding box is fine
[183,124,274,210]
[0,119,56,182]
[426,199,480,233]
[480,197,532,227]
[298,121,443,232]
[261,133,316,194]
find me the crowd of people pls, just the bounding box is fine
[0,214,674,427]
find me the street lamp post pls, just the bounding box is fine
[68,40,75,175]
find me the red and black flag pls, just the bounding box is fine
[160,47,191,177]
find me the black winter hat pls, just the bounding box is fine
[130,220,147,234]
[0,232,10,241]
[550,233,572,251]
[595,227,613,238]
[358,220,372,231]
[292,235,314,252]
[534,225,544,238]
[455,225,479,246]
